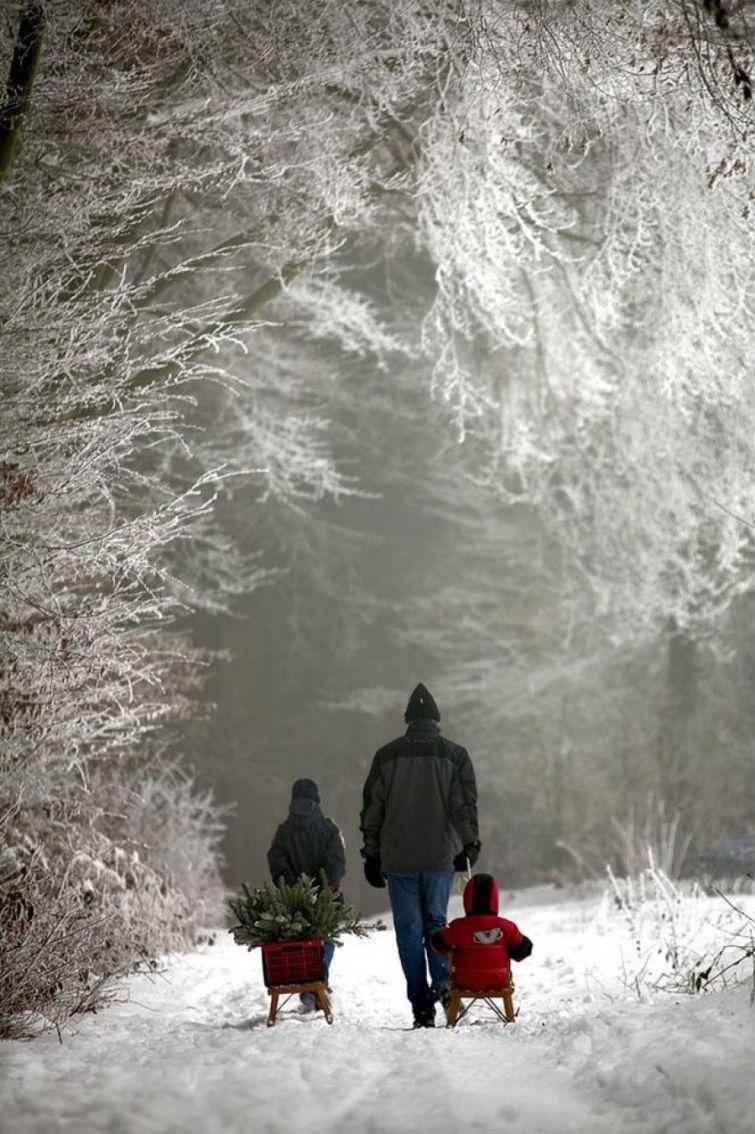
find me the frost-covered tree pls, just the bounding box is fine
[0,1,247,1033]
[0,0,487,1032]
[196,0,755,647]
[0,0,410,1031]
[418,0,755,638]
[201,0,754,887]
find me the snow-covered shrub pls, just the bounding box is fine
[688,893,755,998]
[0,754,228,1037]
[0,852,122,1037]
[605,859,754,999]
[1,834,180,1036]
[120,770,229,933]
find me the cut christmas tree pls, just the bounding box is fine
[228,872,378,950]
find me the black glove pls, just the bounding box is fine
[363,855,386,889]
[508,935,533,962]
[453,842,480,873]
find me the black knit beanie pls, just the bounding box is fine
[291,778,320,803]
[404,683,441,723]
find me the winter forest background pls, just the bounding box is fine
[2,0,754,1034]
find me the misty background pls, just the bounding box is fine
[180,261,755,909]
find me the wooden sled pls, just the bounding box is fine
[445,982,516,1028]
[266,981,334,1027]
[261,939,333,1027]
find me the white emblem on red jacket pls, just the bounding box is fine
[472,927,504,945]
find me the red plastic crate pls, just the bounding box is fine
[261,938,325,986]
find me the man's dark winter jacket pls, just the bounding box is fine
[360,719,479,874]
[268,798,346,887]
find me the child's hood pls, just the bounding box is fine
[462,873,500,915]
[288,797,323,826]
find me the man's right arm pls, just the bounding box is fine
[359,752,385,861]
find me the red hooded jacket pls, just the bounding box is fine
[431,874,533,991]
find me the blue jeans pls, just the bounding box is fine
[387,871,454,1007]
[324,941,335,982]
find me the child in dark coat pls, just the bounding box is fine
[430,872,532,991]
[267,778,346,995]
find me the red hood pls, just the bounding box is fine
[462,873,500,915]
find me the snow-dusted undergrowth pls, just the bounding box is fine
[3,886,755,1134]
[605,865,755,1000]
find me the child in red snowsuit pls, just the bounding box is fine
[431,873,532,990]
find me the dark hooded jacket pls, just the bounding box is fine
[360,718,479,873]
[430,873,532,990]
[267,797,346,888]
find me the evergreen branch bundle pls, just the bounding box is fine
[228,873,381,949]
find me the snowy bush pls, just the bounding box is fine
[605,858,755,1000]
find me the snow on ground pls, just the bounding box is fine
[3,886,755,1134]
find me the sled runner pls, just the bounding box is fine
[266,981,333,1026]
[445,980,516,1027]
[261,938,334,1027]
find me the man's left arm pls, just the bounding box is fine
[449,748,480,866]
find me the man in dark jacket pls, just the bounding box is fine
[268,777,346,983]
[360,684,480,1027]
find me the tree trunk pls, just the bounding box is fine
[0,3,45,184]
[656,618,699,813]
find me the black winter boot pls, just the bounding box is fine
[412,994,436,1028]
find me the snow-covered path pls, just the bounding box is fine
[4,888,755,1134]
